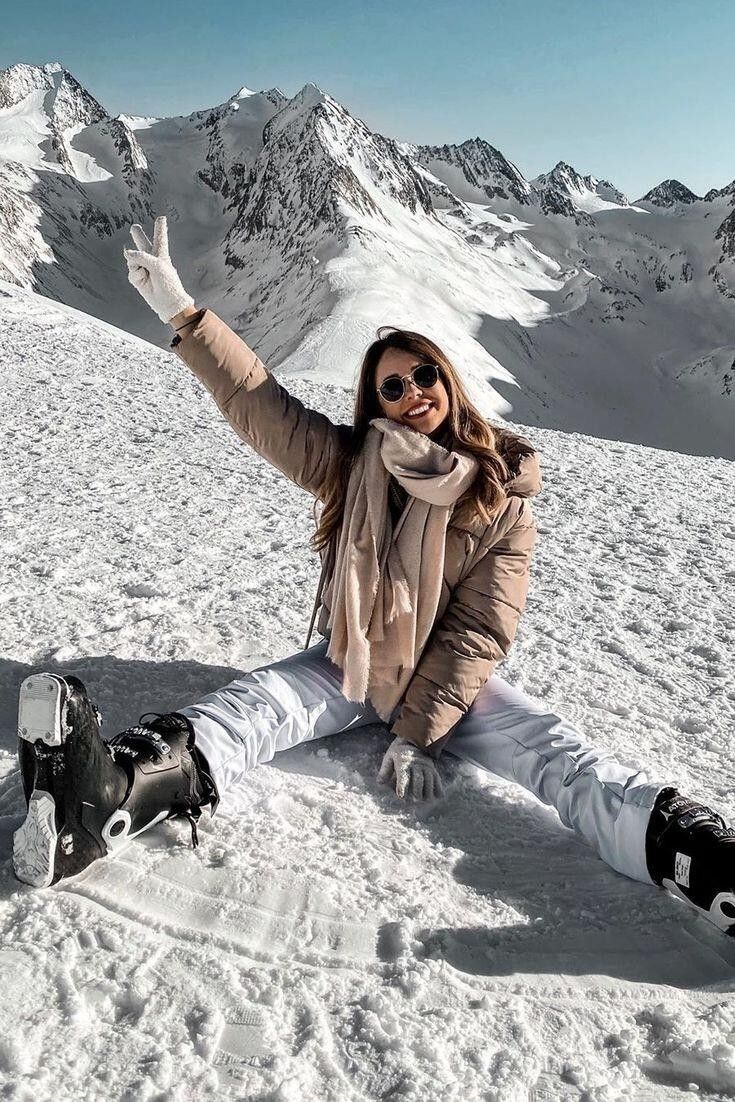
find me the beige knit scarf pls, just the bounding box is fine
[322,417,479,722]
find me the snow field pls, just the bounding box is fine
[0,286,734,1100]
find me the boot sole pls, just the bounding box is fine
[17,673,68,747]
[13,791,59,888]
[13,674,69,887]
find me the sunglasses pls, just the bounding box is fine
[376,363,440,403]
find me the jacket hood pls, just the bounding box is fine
[495,428,542,498]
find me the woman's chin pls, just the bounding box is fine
[402,412,445,436]
[426,415,449,438]
[406,420,437,435]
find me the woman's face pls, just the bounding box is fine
[374,348,450,438]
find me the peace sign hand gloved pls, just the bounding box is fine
[123,215,194,323]
[378,736,444,801]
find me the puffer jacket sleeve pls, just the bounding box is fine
[170,308,351,501]
[389,498,538,756]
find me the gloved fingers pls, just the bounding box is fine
[124,251,147,276]
[419,764,443,801]
[124,253,150,283]
[394,762,410,799]
[123,248,158,270]
[411,766,425,800]
[152,215,169,257]
[377,752,394,784]
[127,265,150,290]
[124,249,146,272]
[129,223,154,253]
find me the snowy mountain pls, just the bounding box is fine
[639,179,702,207]
[529,159,632,219]
[0,60,733,458]
[0,61,108,171]
[220,82,436,365]
[1,282,734,1099]
[408,136,534,207]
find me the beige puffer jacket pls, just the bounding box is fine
[171,309,541,756]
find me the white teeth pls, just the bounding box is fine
[406,404,431,418]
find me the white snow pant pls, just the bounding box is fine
[178,638,665,885]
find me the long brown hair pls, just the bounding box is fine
[310,325,516,555]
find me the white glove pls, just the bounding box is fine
[123,215,195,323]
[378,737,444,801]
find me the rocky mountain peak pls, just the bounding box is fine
[703,179,735,203]
[534,160,588,192]
[529,159,629,220]
[414,136,532,205]
[638,179,701,207]
[0,61,107,128]
[225,82,434,274]
[261,82,357,146]
[591,177,630,206]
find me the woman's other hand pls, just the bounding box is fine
[378,736,444,800]
[123,215,195,323]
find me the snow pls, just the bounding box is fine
[0,87,58,172]
[1,61,733,462]
[1,282,734,1099]
[116,114,161,131]
[64,121,114,183]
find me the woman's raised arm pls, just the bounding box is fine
[170,306,352,501]
[124,217,351,501]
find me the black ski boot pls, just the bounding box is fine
[13,672,218,888]
[646,786,735,934]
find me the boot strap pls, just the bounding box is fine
[108,725,175,764]
[137,714,220,814]
[107,723,216,848]
[652,796,729,846]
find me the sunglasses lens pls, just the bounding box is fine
[414,363,438,388]
[379,380,405,402]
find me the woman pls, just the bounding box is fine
[13,217,735,936]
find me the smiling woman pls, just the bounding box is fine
[374,352,450,435]
[13,214,735,945]
[312,321,520,566]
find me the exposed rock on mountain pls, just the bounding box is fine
[413,137,533,206]
[639,179,701,207]
[0,61,732,457]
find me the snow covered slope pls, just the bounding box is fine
[1,285,734,1100]
[0,61,733,458]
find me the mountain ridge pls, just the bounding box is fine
[0,60,732,458]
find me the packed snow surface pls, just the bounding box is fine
[1,283,734,1100]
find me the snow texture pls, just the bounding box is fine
[0,282,734,1099]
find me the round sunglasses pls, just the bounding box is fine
[376,362,440,403]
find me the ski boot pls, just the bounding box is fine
[646,786,735,934]
[13,672,218,888]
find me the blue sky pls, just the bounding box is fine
[2,0,733,199]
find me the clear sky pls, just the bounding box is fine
[2,0,733,200]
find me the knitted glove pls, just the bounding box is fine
[378,737,444,800]
[123,215,195,323]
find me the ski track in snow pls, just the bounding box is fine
[1,286,735,1100]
